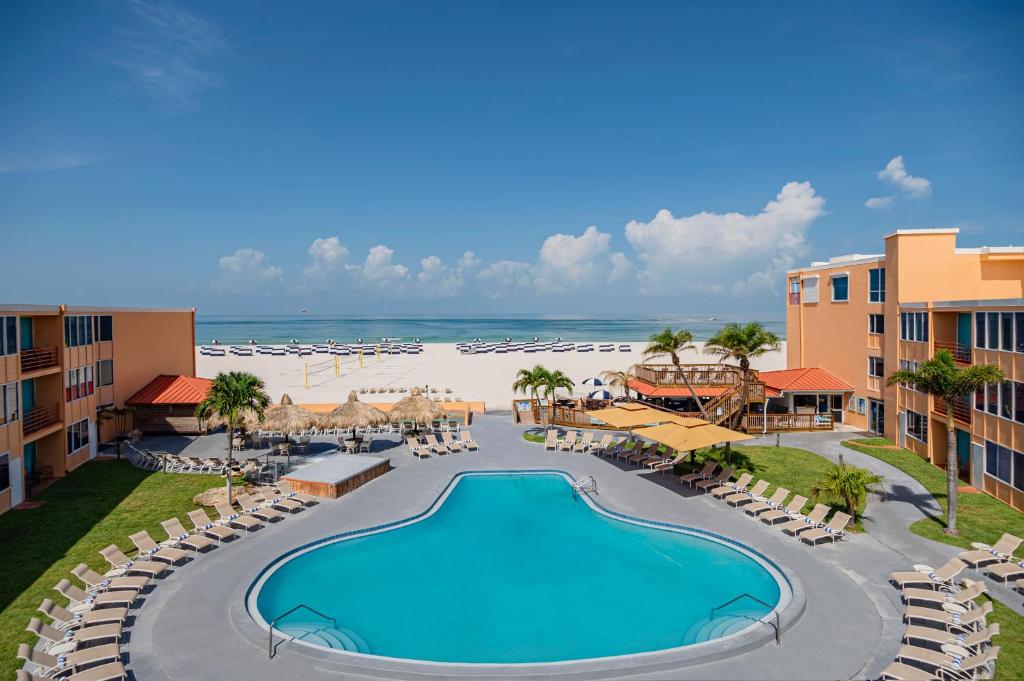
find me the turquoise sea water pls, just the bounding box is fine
[197,313,785,345]
[253,474,781,663]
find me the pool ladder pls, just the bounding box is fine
[709,593,780,644]
[571,476,597,497]
[268,603,338,659]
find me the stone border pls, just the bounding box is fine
[240,469,806,678]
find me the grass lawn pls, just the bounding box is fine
[670,443,868,530]
[0,460,229,679]
[841,438,1024,550]
[521,431,546,443]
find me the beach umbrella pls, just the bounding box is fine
[260,394,320,434]
[322,391,390,429]
[588,389,612,399]
[389,387,445,425]
[633,422,753,462]
[582,377,603,386]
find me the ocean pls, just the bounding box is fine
[195,314,786,345]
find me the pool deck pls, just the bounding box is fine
[125,415,1014,680]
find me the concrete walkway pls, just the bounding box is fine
[122,416,1017,680]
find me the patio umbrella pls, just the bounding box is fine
[588,389,613,399]
[322,391,390,429]
[633,422,753,462]
[584,404,705,429]
[260,394,320,434]
[582,377,603,386]
[389,387,445,426]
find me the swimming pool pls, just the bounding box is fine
[249,472,788,664]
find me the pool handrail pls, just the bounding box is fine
[269,603,339,659]
[710,593,780,645]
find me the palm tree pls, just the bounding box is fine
[195,371,271,503]
[512,365,549,401]
[810,463,884,521]
[703,322,781,429]
[599,369,633,397]
[539,369,575,422]
[642,328,709,419]
[886,350,1004,534]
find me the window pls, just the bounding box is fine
[1016,380,1024,424]
[95,315,113,342]
[900,312,929,342]
[65,366,95,402]
[857,398,866,415]
[1,382,18,425]
[898,360,920,391]
[0,317,16,356]
[831,275,849,302]
[802,277,819,304]
[0,452,8,493]
[984,440,1022,490]
[906,410,928,443]
[868,356,885,378]
[788,279,800,305]
[986,382,999,415]
[869,314,885,335]
[976,312,986,349]
[64,315,95,348]
[980,380,1024,424]
[1001,313,1014,351]
[1017,312,1024,353]
[1001,381,1014,420]
[848,396,857,412]
[97,359,113,387]
[987,312,999,350]
[66,419,90,455]
[868,267,886,303]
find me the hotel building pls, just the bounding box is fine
[787,228,1024,511]
[0,305,196,515]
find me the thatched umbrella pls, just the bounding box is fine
[389,387,445,427]
[261,394,320,434]
[322,391,390,429]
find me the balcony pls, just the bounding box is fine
[23,403,61,437]
[934,340,971,364]
[19,346,61,374]
[633,363,745,388]
[934,397,971,425]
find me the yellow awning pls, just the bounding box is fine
[632,422,754,459]
[584,405,706,429]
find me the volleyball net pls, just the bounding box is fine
[303,346,385,388]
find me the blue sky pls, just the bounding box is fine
[1,0,1021,315]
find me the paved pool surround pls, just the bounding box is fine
[126,416,943,680]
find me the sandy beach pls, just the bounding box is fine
[195,341,788,410]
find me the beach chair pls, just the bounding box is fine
[425,433,453,454]
[573,432,595,453]
[406,436,431,458]
[128,530,189,564]
[98,545,168,578]
[901,581,986,608]
[28,616,121,652]
[38,598,128,629]
[799,511,852,545]
[254,488,305,513]
[602,441,626,459]
[160,517,215,554]
[628,443,657,465]
[903,621,998,654]
[187,508,238,543]
[957,533,1022,569]
[70,564,148,593]
[891,558,967,590]
[679,461,717,486]
[759,494,807,524]
[54,579,137,611]
[441,432,463,452]
[891,643,999,680]
[744,488,789,517]
[271,481,319,506]
[560,431,580,451]
[646,449,677,470]
[589,434,613,455]
[458,430,479,450]
[725,479,769,507]
[16,643,122,680]
[214,501,264,532]
[904,598,992,630]
[779,504,829,536]
[984,556,1024,583]
[237,493,287,522]
[695,467,734,492]
[710,472,752,499]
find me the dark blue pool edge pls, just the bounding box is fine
[241,469,807,675]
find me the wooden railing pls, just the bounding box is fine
[633,364,748,388]
[934,340,971,364]
[19,346,60,373]
[23,403,60,437]
[745,413,834,432]
[934,397,971,425]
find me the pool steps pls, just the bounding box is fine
[681,610,765,645]
[277,622,370,653]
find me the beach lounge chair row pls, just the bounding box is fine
[681,462,851,546]
[405,431,479,458]
[457,342,632,354]
[542,430,619,455]
[16,485,319,680]
[882,557,1001,679]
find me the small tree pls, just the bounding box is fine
[886,350,1004,535]
[599,369,633,397]
[540,369,575,422]
[513,365,549,402]
[194,372,270,503]
[643,328,709,419]
[810,463,883,521]
[97,406,133,460]
[703,322,781,430]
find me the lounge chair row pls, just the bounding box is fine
[954,532,1024,593]
[405,430,479,458]
[681,461,851,546]
[16,484,318,680]
[596,439,680,471]
[882,557,1001,679]
[543,430,620,455]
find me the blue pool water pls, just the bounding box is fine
[252,474,783,663]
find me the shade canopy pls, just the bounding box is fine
[322,391,390,429]
[633,422,753,459]
[584,404,707,429]
[259,394,320,433]
[389,387,445,423]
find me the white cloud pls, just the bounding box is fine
[624,181,825,296]
[415,251,481,296]
[106,0,227,109]
[0,151,91,174]
[877,156,931,198]
[301,236,349,284]
[533,225,624,293]
[865,196,897,210]
[476,260,533,298]
[345,245,411,293]
[212,248,283,294]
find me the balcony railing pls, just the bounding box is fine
[934,340,971,364]
[745,412,834,432]
[633,364,747,388]
[19,346,60,373]
[934,397,971,425]
[23,403,61,437]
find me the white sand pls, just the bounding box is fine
[195,342,788,410]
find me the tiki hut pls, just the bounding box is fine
[389,387,445,425]
[260,394,320,434]
[322,391,390,429]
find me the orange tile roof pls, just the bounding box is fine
[759,367,853,394]
[126,375,213,406]
[627,379,729,399]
